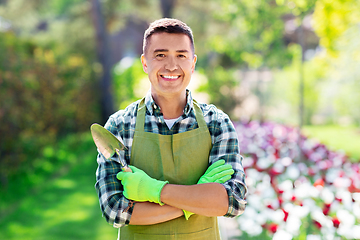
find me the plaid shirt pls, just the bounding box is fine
[95,90,247,227]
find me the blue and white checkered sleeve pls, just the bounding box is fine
[94,117,134,227]
[209,111,247,217]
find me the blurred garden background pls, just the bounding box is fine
[0,0,360,239]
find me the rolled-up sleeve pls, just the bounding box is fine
[222,154,247,217]
[208,111,247,217]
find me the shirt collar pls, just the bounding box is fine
[144,89,194,116]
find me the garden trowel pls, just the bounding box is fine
[90,123,132,172]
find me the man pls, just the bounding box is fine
[95,18,247,239]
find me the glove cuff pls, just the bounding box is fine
[145,178,168,205]
[156,180,168,206]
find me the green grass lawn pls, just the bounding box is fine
[302,125,360,161]
[0,133,118,240]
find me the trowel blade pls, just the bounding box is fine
[90,123,127,159]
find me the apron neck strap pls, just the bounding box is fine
[135,98,146,132]
[192,100,207,129]
[135,98,207,132]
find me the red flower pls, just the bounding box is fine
[274,149,280,159]
[332,217,340,228]
[313,220,322,229]
[282,209,289,222]
[314,178,325,188]
[323,207,330,215]
[268,223,278,233]
[278,196,284,207]
[322,203,331,215]
[335,197,343,203]
[269,167,282,176]
[324,203,331,208]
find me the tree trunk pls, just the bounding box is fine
[90,0,114,124]
[160,0,176,18]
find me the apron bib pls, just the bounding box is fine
[119,98,221,240]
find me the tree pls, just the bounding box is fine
[179,0,316,120]
[312,0,360,125]
[160,0,176,18]
[312,0,360,55]
[280,0,317,129]
[90,0,114,123]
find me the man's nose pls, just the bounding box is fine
[164,56,178,71]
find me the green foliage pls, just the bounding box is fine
[0,31,100,184]
[112,58,148,110]
[275,0,316,18]
[269,44,327,125]
[186,0,316,121]
[1,0,359,191]
[207,0,294,69]
[313,0,360,54]
[198,66,240,118]
[325,26,360,125]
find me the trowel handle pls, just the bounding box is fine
[115,148,132,173]
[121,165,132,172]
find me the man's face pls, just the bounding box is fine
[141,32,197,99]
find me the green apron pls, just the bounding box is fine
[118,98,221,240]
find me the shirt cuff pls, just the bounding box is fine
[224,187,247,217]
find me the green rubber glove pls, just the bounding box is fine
[117,165,168,205]
[197,159,234,184]
[183,159,234,220]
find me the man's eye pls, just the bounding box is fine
[156,54,165,58]
[178,54,186,58]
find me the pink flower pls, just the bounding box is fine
[348,180,360,193]
[234,121,360,238]
[308,167,316,176]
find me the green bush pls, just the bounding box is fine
[0,31,100,186]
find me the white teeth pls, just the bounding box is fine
[162,75,179,79]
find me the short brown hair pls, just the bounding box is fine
[143,18,195,55]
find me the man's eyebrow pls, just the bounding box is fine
[176,50,189,53]
[153,49,189,53]
[154,49,168,53]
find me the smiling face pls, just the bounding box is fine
[141,32,197,100]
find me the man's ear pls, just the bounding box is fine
[191,54,197,73]
[141,54,148,73]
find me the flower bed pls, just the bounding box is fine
[234,121,360,240]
